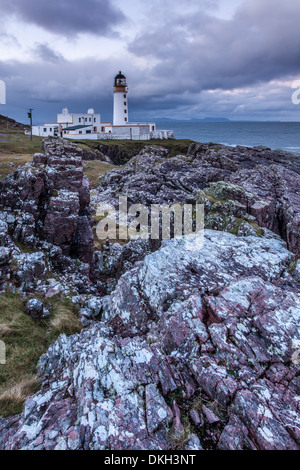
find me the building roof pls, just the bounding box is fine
[63,125,92,131]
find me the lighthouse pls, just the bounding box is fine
[32,71,174,140]
[113,71,128,126]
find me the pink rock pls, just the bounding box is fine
[202,405,220,425]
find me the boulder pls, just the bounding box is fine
[25,299,50,320]
[0,138,94,263]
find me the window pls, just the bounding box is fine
[43,128,47,132]
[79,118,81,123]
[152,126,155,131]
[94,127,97,132]
[50,128,52,132]
[86,130,91,134]
[79,131,82,134]
[123,94,126,98]
[101,126,105,132]
[124,102,127,106]
[94,118,96,122]
[85,118,87,122]
[125,118,128,122]
[89,118,91,122]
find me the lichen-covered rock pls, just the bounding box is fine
[0,138,94,263]
[91,238,155,294]
[105,231,294,337]
[0,231,298,450]
[292,260,300,282]
[12,252,48,292]
[25,298,50,320]
[0,246,10,291]
[92,144,300,257]
[230,165,300,256]
[0,247,10,265]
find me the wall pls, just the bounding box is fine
[150,130,175,139]
[71,114,101,127]
[32,125,57,137]
[64,134,100,140]
[57,113,73,124]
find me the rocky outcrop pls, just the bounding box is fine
[0,139,99,296]
[77,147,113,164]
[0,139,94,263]
[25,298,50,320]
[0,140,300,451]
[0,231,299,450]
[0,245,10,292]
[91,145,222,209]
[98,144,142,166]
[229,165,300,257]
[0,208,96,296]
[92,144,300,256]
[90,238,159,295]
[188,143,300,174]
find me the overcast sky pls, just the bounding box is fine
[0,0,300,123]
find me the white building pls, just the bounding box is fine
[32,72,174,140]
[32,108,101,139]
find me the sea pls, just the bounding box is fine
[156,121,300,154]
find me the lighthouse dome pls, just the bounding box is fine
[114,71,127,87]
[115,71,126,80]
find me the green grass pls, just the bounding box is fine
[0,290,82,417]
[83,160,118,188]
[0,153,34,181]
[0,129,43,155]
[14,241,38,255]
[0,128,43,181]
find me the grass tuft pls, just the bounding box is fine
[83,160,117,188]
[0,376,41,417]
[0,290,82,417]
[167,416,192,450]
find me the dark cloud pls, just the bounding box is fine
[1,0,300,122]
[129,0,300,95]
[33,43,64,63]
[0,57,119,123]
[1,54,298,125]
[0,0,125,36]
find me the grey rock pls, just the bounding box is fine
[25,298,50,320]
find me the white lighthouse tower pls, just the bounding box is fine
[113,71,128,126]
